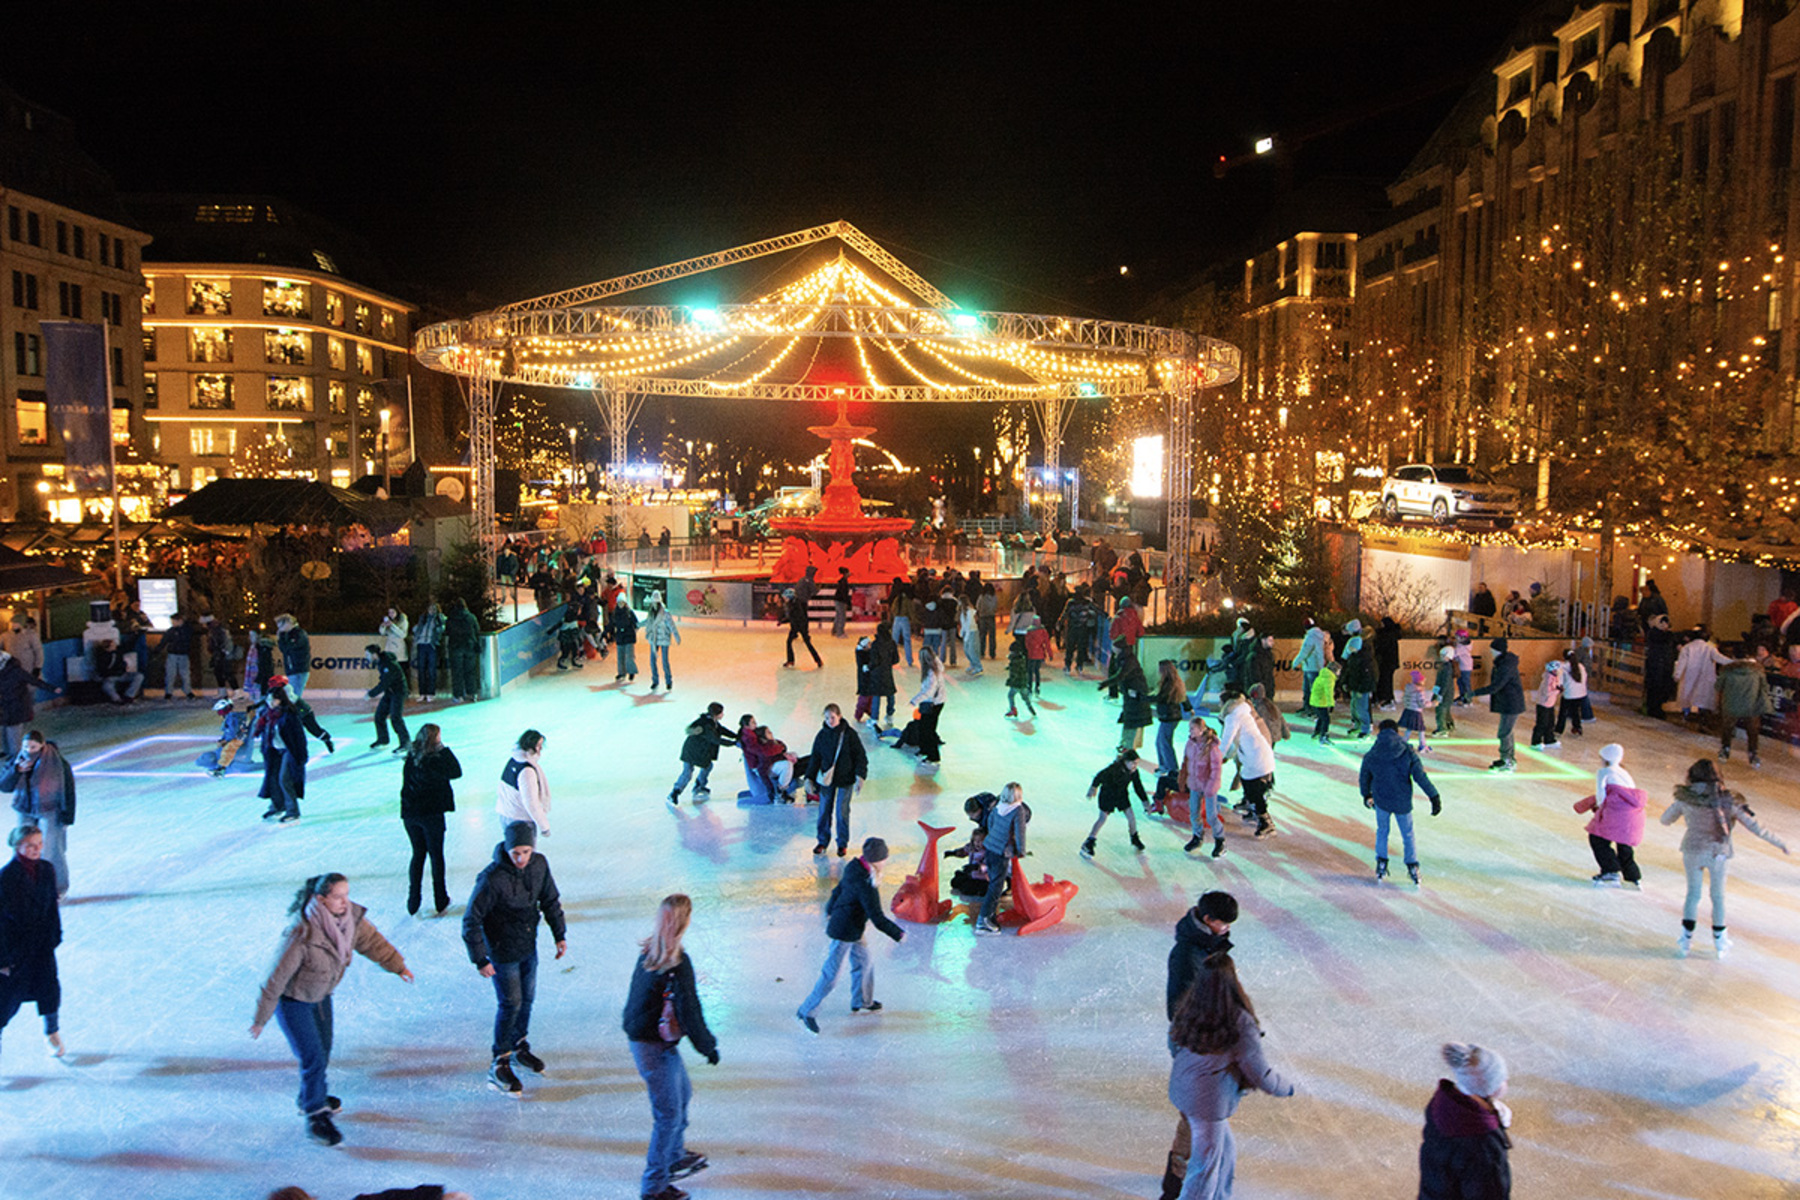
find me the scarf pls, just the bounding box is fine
[28,744,65,818]
[305,896,356,967]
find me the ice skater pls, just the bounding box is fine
[1473,638,1525,772]
[496,729,552,836]
[255,688,308,825]
[1308,661,1338,744]
[1556,649,1588,738]
[1399,670,1430,752]
[1574,743,1645,889]
[782,587,822,670]
[1528,659,1563,749]
[1359,720,1441,885]
[670,703,737,806]
[0,824,63,1064]
[808,704,868,857]
[867,618,900,730]
[622,894,717,1200]
[1004,630,1037,718]
[363,644,410,754]
[974,783,1028,935]
[1220,690,1278,838]
[1082,748,1149,857]
[1153,660,1194,785]
[1431,643,1457,736]
[610,592,641,681]
[1419,1043,1512,1200]
[1181,718,1225,858]
[796,836,905,1033]
[1659,759,1790,958]
[463,821,567,1096]
[1167,952,1296,1200]
[1159,890,1238,1200]
[399,724,462,916]
[643,593,680,689]
[252,872,412,1146]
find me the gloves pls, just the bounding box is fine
[704,1049,720,1066]
[1362,797,1374,809]
[1429,797,1442,817]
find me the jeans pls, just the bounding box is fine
[17,809,67,894]
[797,936,872,1016]
[403,813,449,913]
[1299,669,1318,715]
[1155,720,1180,777]
[921,628,944,661]
[276,752,303,819]
[414,645,438,697]
[963,628,982,673]
[892,616,913,667]
[1027,658,1041,692]
[490,952,538,1058]
[373,692,409,745]
[649,643,672,687]
[1007,687,1037,716]
[979,853,1012,926]
[617,642,639,675]
[100,673,143,702]
[1681,851,1729,925]
[816,784,853,850]
[1496,711,1519,762]
[287,671,310,699]
[629,1038,692,1197]
[1190,791,1222,839]
[1721,715,1760,757]
[833,600,848,637]
[1350,692,1371,735]
[1589,834,1640,882]
[1458,668,1473,703]
[979,616,997,659]
[1375,808,1416,864]
[164,653,192,696]
[275,995,333,1116]
[672,760,713,798]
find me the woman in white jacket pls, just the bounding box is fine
[496,729,551,836]
[901,646,947,765]
[1673,630,1731,720]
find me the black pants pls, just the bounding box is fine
[786,625,821,666]
[452,648,481,700]
[403,813,450,913]
[1531,704,1558,745]
[1588,834,1640,883]
[374,693,409,745]
[1243,773,1273,820]
[916,700,944,762]
[1557,696,1584,735]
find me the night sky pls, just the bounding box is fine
[9,2,1542,316]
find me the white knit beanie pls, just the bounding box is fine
[1600,743,1624,765]
[1443,1043,1508,1098]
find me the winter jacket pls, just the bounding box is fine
[2,744,74,825]
[379,613,410,660]
[1117,657,1153,730]
[1561,660,1588,700]
[257,707,308,801]
[1673,639,1731,710]
[496,750,551,832]
[1659,783,1788,859]
[621,951,718,1058]
[1166,910,1232,1019]
[461,842,567,968]
[400,747,462,820]
[0,658,49,725]
[1294,626,1329,673]
[807,721,868,787]
[982,796,1028,861]
[1005,638,1031,689]
[446,606,479,650]
[643,609,680,648]
[1374,619,1403,675]
[1169,1008,1296,1120]
[206,620,234,668]
[680,714,737,768]
[1111,602,1142,647]
[1154,678,1193,724]
[1418,1080,1511,1200]
[413,608,444,648]
[5,626,43,675]
[1340,636,1374,693]
[1359,727,1439,814]
[1091,757,1149,813]
[1221,701,1276,780]
[1309,669,1338,709]
[1249,642,1277,698]
[911,666,947,707]
[0,853,60,975]
[1184,734,1223,801]
[1531,670,1563,710]
[824,856,903,942]
[1579,784,1646,846]
[366,654,408,701]
[1473,651,1525,715]
[1715,660,1770,719]
[868,633,899,695]
[608,604,640,644]
[1024,625,1051,662]
[162,619,195,657]
[254,902,405,1027]
[278,627,311,676]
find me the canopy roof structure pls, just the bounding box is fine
[414,221,1240,616]
[164,478,413,536]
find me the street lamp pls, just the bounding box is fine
[568,425,579,489]
[379,408,392,494]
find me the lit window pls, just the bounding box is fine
[325,292,344,326]
[356,386,374,416]
[144,372,159,409]
[330,468,351,487]
[328,337,346,370]
[328,380,347,414]
[195,204,256,223]
[358,424,379,460]
[379,309,396,339]
[112,405,129,446]
[187,277,232,315]
[356,343,374,375]
[330,423,350,458]
[189,328,233,363]
[143,330,157,363]
[268,376,312,411]
[142,282,155,316]
[193,374,234,409]
[264,328,309,365]
[16,400,47,445]
[353,301,371,332]
[279,422,317,460]
[189,426,238,457]
[263,279,308,318]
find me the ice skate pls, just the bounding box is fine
[1406,862,1420,886]
[488,1055,523,1097]
[307,1112,343,1145]
[1079,838,1096,858]
[1676,929,1693,958]
[512,1042,546,1073]
[669,1151,710,1179]
[1714,929,1732,959]
[1183,835,1202,853]
[796,1011,820,1034]
[1254,819,1276,838]
[1592,872,1621,888]
[46,1032,64,1058]
[1130,833,1146,853]
[1375,857,1388,881]
[1211,837,1226,858]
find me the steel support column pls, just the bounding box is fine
[470,361,497,549]
[1164,384,1195,620]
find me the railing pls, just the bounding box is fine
[1593,643,1645,705]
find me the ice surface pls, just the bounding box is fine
[4,624,1798,1199]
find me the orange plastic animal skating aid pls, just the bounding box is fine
[891,820,957,923]
[996,856,1078,935]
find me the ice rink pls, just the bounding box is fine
[5,623,1797,1200]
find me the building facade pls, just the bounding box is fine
[132,196,416,492]
[0,85,153,521]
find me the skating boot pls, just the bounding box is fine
[1130,833,1146,853]
[307,1112,343,1146]
[1183,835,1202,853]
[1375,857,1389,881]
[1592,872,1621,888]
[1714,928,1732,959]
[1676,928,1693,958]
[512,1041,546,1074]
[1406,862,1420,886]
[1079,838,1096,858]
[488,1054,523,1097]
[1211,837,1226,858]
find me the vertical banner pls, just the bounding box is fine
[39,320,112,491]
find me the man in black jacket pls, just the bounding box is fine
[809,704,868,857]
[783,588,822,669]
[669,702,737,805]
[462,822,568,1097]
[1161,890,1240,1200]
[1472,637,1526,772]
[795,836,904,1033]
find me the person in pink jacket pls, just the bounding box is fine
[1574,743,1646,888]
[1181,718,1226,859]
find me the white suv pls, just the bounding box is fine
[1379,463,1519,527]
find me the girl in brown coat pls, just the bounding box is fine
[251,873,412,1145]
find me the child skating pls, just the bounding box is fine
[1400,670,1431,752]
[1308,661,1338,744]
[1359,719,1441,886]
[1081,749,1149,856]
[1181,717,1226,858]
[1005,631,1037,719]
[1432,642,1457,736]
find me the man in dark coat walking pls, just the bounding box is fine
[783,588,822,669]
[1373,616,1403,708]
[445,598,481,703]
[669,702,737,804]
[795,836,904,1033]
[463,821,567,1096]
[1472,638,1526,772]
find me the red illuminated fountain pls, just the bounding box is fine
[768,399,913,583]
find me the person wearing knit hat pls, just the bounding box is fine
[1579,744,1646,889]
[1528,659,1564,751]
[1472,637,1526,772]
[462,819,567,1096]
[1340,623,1374,738]
[1419,1042,1512,1198]
[795,835,905,1034]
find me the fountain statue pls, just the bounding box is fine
[768,399,912,583]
